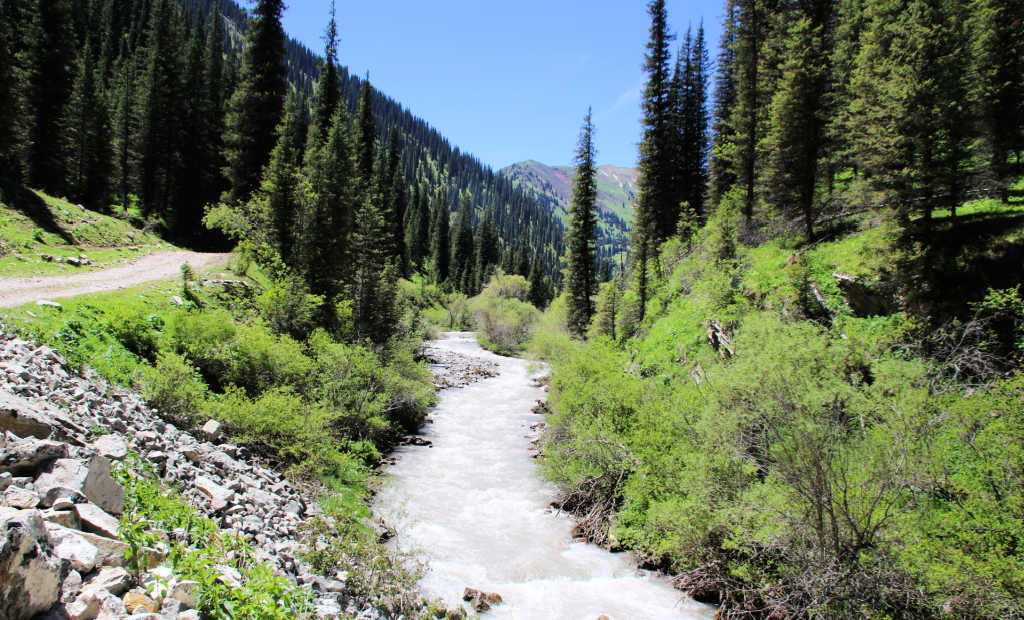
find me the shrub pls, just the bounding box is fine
[139,352,206,426]
[469,273,539,354]
[255,275,324,340]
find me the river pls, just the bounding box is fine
[373,332,715,619]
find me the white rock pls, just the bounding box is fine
[91,435,128,460]
[168,581,199,610]
[47,523,100,572]
[200,419,222,442]
[74,502,120,539]
[66,589,101,620]
[83,566,132,597]
[195,476,234,511]
[4,485,40,509]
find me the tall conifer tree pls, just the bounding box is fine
[565,109,599,337]
[430,194,451,285]
[63,43,112,211]
[222,0,286,204]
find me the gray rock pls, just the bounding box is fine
[66,589,101,620]
[0,391,58,441]
[176,610,201,620]
[35,456,124,515]
[0,509,63,620]
[82,566,132,597]
[0,435,68,475]
[75,502,120,539]
[35,300,63,311]
[75,531,129,567]
[91,435,128,460]
[47,524,99,572]
[201,419,222,442]
[195,476,234,511]
[168,580,199,610]
[41,508,80,529]
[4,485,40,509]
[61,568,83,603]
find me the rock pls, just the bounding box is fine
[0,391,59,441]
[0,435,68,475]
[122,591,159,614]
[168,580,199,610]
[195,476,234,511]
[160,597,182,616]
[0,509,63,620]
[35,456,124,515]
[4,485,40,509]
[215,564,243,587]
[46,522,99,571]
[75,502,120,538]
[201,419,222,442]
[169,296,185,306]
[66,590,102,620]
[462,587,502,612]
[833,273,891,317]
[0,471,10,491]
[41,508,80,528]
[83,566,132,597]
[36,300,63,311]
[177,610,201,620]
[91,435,128,460]
[75,531,129,567]
[83,456,125,515]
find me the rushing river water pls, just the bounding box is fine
[374,332,715,619]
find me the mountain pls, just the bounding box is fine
[501,160,638,263]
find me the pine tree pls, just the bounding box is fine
[631,0,676,320]
[847,0,970,226]
[19,0,76,191]
[0,5,18,173]
[222,0,286,204]
[262,93,304,268]
[528,254,549,309]
[306,3,340,152]
[565,109,599,337]
[764,11,830,240]
[710,0,740,207]
[451,194,476,292]
[592,276,623,341]
[354,79,376,199]
[350,192,391,343]
[198,2,227,214]
[110,53,136,207]
[472,208,500,293]
[407,184,431,270]
[730,0,768,223]
[380,128,407,275]
[63,43,112,211]
[971,0,1024,195]
[131,0,182,219]
[681,23,711,222]
[430,193,451,284]
[302,106,356,300]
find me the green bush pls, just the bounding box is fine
[139,352,206,426]
[255,274,324,340]
[469,273,539,354]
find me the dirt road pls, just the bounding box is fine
[0,250,230,308]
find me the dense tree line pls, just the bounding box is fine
[0,0,564,305]
[628,0,1024,262]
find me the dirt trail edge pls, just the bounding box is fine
[0,250,230,308]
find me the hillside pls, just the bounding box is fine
[502,160,637,263]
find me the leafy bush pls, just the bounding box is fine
[255,274,324,340]
[139,351,206,426]
[469,273,539,354]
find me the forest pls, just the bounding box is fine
[542,0,1024,618]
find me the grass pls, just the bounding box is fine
[0,180,168,277]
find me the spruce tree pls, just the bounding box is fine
[19,0,76,191]
[198,2,227,214]
[110,54,136,208]
[262,94,304,269]
[0,6,17,173]
[354,79,377,199]
[764,13,830,239]
[847,0,970,226]
[971,0,1024,195]
[565,109,599,338]
[528,254,549,309]
[451,194,476,293]
[472,208,500,293]
[710,0,740,207]
[222,0,286,204]
[350,193,391,343]
[430,194,451,284]
[681,23,711,222]
[63,43,112,211]
[131,0,182,219]
[380,128,408,275]
[306,4,340,152]
[730,0,768,223]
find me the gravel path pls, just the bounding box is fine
[0,250,230,308]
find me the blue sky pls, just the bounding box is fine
[282,1,723,170]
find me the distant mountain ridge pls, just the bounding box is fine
[500,160,638,261]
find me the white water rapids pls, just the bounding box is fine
[374,332,715,619]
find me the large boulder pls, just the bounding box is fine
[0,509,63,620]
[34,456,125,515]
[0,435,68,475]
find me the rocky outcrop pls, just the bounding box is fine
[462,587,503,613]
[420,343,499,390]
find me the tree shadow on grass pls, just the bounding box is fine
[0,176,76,245]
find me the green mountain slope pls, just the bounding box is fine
[501,160,638,264]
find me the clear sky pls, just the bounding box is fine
[281,1,724,171]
